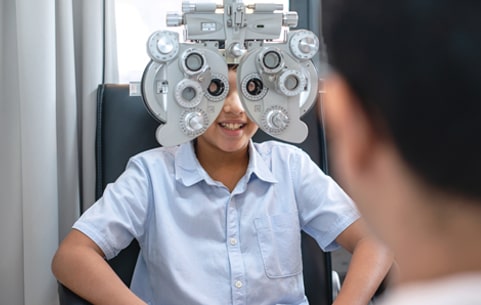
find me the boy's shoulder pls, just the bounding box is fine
[253,139,304,153]
[129,145,180,165]
[253,140,307,160]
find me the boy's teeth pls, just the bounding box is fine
[222,123,242,130]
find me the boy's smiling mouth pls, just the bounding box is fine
[219,122,245,131]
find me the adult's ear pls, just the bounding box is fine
[322,74,380,180]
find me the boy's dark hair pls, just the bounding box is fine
[323,0,481,200]
[228,63,239,71]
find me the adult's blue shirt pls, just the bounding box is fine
[74,140,360,305]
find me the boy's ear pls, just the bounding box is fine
[323,75,379,175]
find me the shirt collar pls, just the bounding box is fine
[174,141,205,187]
[246,140,278,184]
[174,140,278,187]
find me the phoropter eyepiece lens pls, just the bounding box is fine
[246,78,264,96]
[184,53,204,72]
[208,78,226,97]
[283,74,299,91]
[262,51,282,70]
[182,86,197,101]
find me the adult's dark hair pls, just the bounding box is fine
[323,0,481,200]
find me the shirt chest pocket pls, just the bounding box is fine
[254,213,302,278]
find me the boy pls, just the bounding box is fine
[52,66,392,305]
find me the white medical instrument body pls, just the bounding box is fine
[140,0,321,146]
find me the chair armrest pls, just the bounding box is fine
[58,282,93,305]
[331,270,341,300]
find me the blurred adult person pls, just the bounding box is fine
[322,0,481,304]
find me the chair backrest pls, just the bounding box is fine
[59,83,334,305]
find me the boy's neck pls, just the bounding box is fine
[194,139,249,192]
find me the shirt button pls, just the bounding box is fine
[229,238,237,246]
[234,280,243,288]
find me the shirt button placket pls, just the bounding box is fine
[226,195,246,305]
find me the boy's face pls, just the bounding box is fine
[197,69,258,153]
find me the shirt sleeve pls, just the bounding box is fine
[73,157,152,259]
[292,150,360,252]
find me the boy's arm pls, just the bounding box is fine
[52,229,147,305]
[332,219,394,305]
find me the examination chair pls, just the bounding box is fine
[58,83,336,305]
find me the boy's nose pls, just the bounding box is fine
[223,94,244,115]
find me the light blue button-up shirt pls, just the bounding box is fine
[74,140,359,305]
